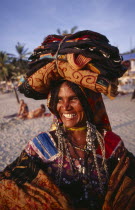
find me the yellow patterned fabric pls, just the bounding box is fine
[0,169,72,210]
[27,58,112,98]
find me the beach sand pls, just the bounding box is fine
[0,91,135,171]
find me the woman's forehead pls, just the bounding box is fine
[58,82,76,96]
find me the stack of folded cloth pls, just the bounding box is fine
[18,30,128,100]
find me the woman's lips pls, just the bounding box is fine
[62,113,76,119]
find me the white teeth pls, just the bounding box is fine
[63,114,76,119]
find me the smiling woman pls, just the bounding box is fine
[0,30,135,209]
[53,81,87,128]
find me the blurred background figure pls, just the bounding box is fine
[18,99,29,119]
[131,89,135,100]
[27,104,46,119]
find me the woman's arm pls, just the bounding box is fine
[0,150,40,184]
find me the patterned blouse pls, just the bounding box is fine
[0,131,135,209]
[23,131,125,209]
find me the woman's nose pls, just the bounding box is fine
[62,101,71,110]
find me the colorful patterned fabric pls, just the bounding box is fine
[0,170,71,210]
[25,131,123,162]
[0,131,135,209]
[25,132,59,162]
[103,151,135,210]
[18,30,128,100]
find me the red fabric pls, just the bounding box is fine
[96,131,122,159]
[87,91,111,132]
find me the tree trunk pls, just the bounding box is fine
[11,80,20,104]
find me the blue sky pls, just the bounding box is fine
[0,0,135,56]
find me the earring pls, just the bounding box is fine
[47,92,51,108]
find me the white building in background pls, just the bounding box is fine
[118,53,135,94]
[122,52,135,75]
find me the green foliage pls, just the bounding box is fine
[0,52,15,81]
[15,42,30,60]
[57,26,78,35]
[130,48,135,53]
[0,43,30,81]
[13,42,31,76]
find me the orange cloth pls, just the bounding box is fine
[27,56,116,100]
[103,152,135,210]
[0,170,72,210]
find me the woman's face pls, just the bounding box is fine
[56,82,86,128]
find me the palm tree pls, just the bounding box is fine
[0,51,21,103]
[0,51,14,82]
[15,42,30,74]
[15,42,30,60]
[57,26,78,35]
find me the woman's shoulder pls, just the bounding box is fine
[104,131,125,159]
[35,131,58,146]
[97,131,124,159]
[25,131,59,162]
[104,131,122,145]
[36,132,57,145]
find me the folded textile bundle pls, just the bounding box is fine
[18,30,128,100]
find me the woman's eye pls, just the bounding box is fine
[57,98,62,102]
[72,96,78,100]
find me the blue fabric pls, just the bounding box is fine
[122,52,135,60]
[32,133,58,159]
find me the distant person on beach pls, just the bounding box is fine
[18,99,29,119]
[131,89,135,101]
[0,30,135,209]
[27,104,46,119]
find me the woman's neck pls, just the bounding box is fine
[66,125,87,131]
[66,128,87,146]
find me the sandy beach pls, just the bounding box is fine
[0,91,135,171]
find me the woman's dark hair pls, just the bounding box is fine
[41,104,45,111]
[49,80,94,123]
